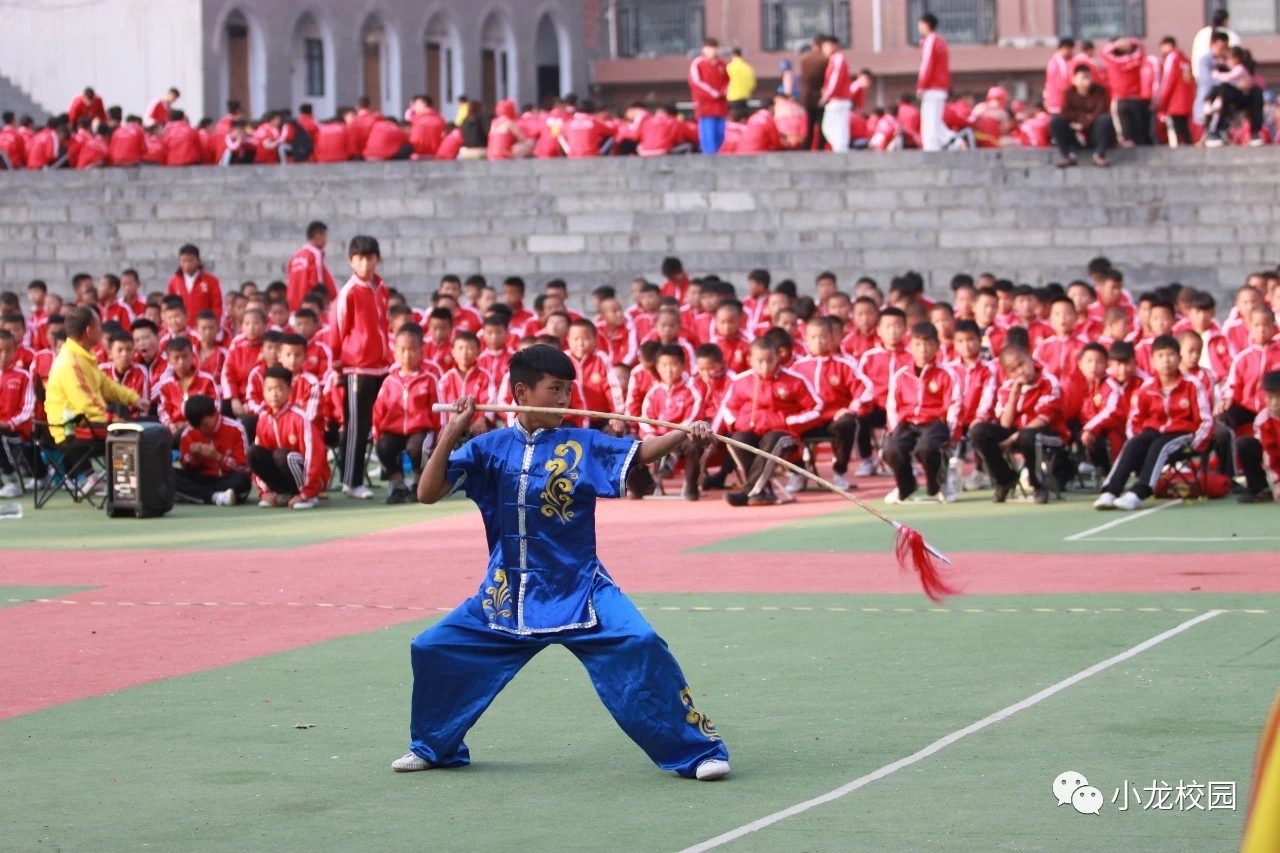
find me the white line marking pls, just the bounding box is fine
[1091,536,1280,543]
[1062,500,1180,541]
[677,609,1223,853]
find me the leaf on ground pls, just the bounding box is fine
[294,723,315,729]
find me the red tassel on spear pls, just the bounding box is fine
[434,403,958,603]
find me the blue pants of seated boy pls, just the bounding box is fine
[408,579,728,777]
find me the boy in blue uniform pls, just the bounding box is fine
[394,346,730,780]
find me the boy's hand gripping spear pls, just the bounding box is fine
[433,402,958,603]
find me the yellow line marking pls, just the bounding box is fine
[792,606,814,611]
[860,607,882,612]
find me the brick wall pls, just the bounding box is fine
[1,148,1276,308]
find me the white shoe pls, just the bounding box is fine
[695,759,730,781]
[831,473,850,491]
[961,469,986,491]
[854,459,876,477]
[343,485,375,500]
[939,482,958,504]
[884,488,902,505]
[0,482,21,499]
[391,752,433,772]
[1092,492,1117,510]
[211,488,237,507]
[1018,467,1033,491]
[1077,461,1097,476]
[84,471,108,496]
[1115,491,1145,511]
[291,497,318,511]
[783,473,806,494]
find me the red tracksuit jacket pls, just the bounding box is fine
[858,345,911,410]
[949,359,997,431]
[1224,343,1280,413]
[693,372,730,423]
[0,366,35,439]
[333,274,391,376]
[438,365,495,426]
[640,379,703,438]
[152,371,220,425]
[714,368,823,437]
[1126,375,1212,449]
[372,368,441,438]
[286,245,337,310]
[689,56,729,119]
[166,269,223,320]
[101,362,152,402]
[995,374,1069,442]
[1253,409,1280,484]
[1032,335,1085,381]
[571,352,623,415]
[220,338,262,401]
[887,361,962,438]
[253,405,329,499]
[791,354,868,423]
[179,415,249,478]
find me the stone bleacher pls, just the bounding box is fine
[1,147,1276,305]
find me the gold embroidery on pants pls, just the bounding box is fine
[680,686,722,741]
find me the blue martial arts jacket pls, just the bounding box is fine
[447,422,641,636]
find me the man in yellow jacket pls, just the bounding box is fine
[727,48,757,111]
[45,307,140,469]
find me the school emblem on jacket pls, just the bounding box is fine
[928,381,939,393]
[829,375,840,386]
[1093,393,1103,405]
[288,433,298,446]
[590,372,602,383]
[1180,398,1190,409]
[199,281,208,292]
[776,387,788,400]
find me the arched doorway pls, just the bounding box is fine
[535,13,570,108]
[361,14,402,116]
[222,8,266,118]
[479,11,516,110]
[424,13,464,120]
[291,12,335,117]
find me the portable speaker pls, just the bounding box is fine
[105,422,175,518]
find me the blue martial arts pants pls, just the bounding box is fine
[408,579,729,777]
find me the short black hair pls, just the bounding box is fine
[1005,326,1030,352]
[131,318,159,335]
[773,279,798,300]
[503,276,526,294]
[509,344,576,391]
[183,394,218,426]
[953,319,980,337]
[482,313,509,329]
[178,243,200,259]
[1108,341,1135,362]
[347,235,380,257]
[1151,334,1180,355]
[656,343,686,365]
[306,220,327,239]
[454,330,480,347]
[161,295,186,312]
[164,336,193,353]
[1188,290,1216,311]
[281,333,308,349]
[64,306,97,338]
[879,306,906,322]
[950,273,974,291]
[262,330,285,345]
[264,365,293,385]
[661,256,684,278]
[1080,342,1107,360]
[592,285,617,301]
[910,322,939,343]
[1087,257,1112,276]
[748,268,771,287]
[428,307,453,324]
[393,323,423,343]
[107,331,132,348]
[695,343,725,362]
[1262,370,1280,395]
[919,13,938,29]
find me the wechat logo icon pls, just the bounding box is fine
[1054,771,1103,815]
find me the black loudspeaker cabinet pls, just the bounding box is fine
[105,423,175,518]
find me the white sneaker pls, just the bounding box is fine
[0,482,21,499]
[343,485,375,500]
[1018,467,1033,491]
[391,752,433,772]
[939,481,958,504]
[1092,492,1117,510]
[883,488,902,505]
[1115,491,1145,511]
[695,759,730,781]
[257,496,276,508]
[831,473,851,491]
[1077,461,1097,477]
[961,469,986,491]
[291,497,318,511]
[782,473,806,494]
[854,459,877,477]
[211,488,237,507]
[84,471,108,496]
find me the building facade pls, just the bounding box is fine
[0,0,589,123]
[588,0,1280,108]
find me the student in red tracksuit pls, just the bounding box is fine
[153,337,219,434]
[689,38,730,154]
[1033,296,1086,381]
[373,326,441,505]
[333,235,391,498]
[625,341,662,419]
[708,301,751,376]
[175,394,251,506]
[568,319,624,426]
[1133,300,1177,375]
[221,309,265,418]
[166,244,223,321]
[948,321,997,440]
[840,297,881,360]
[883,323,961,503]
[791,317,867,491]
[1095,335,1212,510]
[640,309,697,369]
[1157,37,1195,146]
[714,338,822,506]
[595,297,637,368]
[1236,371,1280,503]
[278,334,326,426]
[970,347,1071,504]
[639,344,705,500]
[287,221,337,310]
[101,331,151,406]
[249,367,329,510]
[1080,342,1141,472]
[437,331,494,437]
[0,331,34,496]
[855,307,910,476]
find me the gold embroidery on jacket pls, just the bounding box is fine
[540,440,582,523]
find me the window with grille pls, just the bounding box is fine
[305,38,324,97]
[761,1,851,51]
[1205,0,1276,35]
[1057,0,1146,40]
[616,1,705,57]
[907,0,997,45]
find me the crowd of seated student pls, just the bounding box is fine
[4,237,1280,513]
